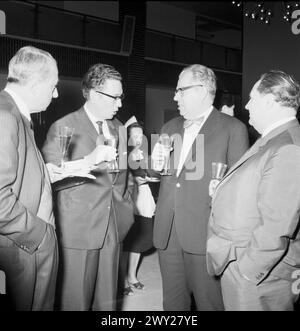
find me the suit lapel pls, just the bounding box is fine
[78,108,98,143]
[170,117,184,176]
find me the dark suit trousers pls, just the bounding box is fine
[158,222,224,311]
[56,211,120,311]
[0,224,58,311]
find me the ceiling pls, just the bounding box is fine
[164,1,243,30]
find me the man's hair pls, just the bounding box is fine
[181,64,217,99]
[257,70,300,110]
[7,46,57,85]
[81,63,122,99]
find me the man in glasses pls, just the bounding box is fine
[42,64,134,310]
[152,64,249,310]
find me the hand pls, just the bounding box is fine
[46,163,71,183]
[85,145,117,166]
[151,143,166,172]
[134,176,148,186]
[209,179,221,197]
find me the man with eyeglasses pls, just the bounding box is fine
[42,63,134,310]
[151,64,249,311]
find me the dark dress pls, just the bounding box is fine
[123,144,156,253]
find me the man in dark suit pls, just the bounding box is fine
[0,46,59,310]
[152,64,249,310]
[207,70,300,310]
[42,64,134,311]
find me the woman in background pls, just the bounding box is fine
[121,122,156,296]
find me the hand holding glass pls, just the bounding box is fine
[159,134,173,176]
[58,126,74,169]
[104,137,119,173]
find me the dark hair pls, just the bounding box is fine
[257,70,300,110]
[127,122,143,133]
[81,63,122,99]
[219,91,234,108]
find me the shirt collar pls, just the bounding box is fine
[4,86,31,122]
[184,105,213,129]
[262,116,296,137]
[84,103,100,124]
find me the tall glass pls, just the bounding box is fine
[104,136,119,173]
[58,126,74,169]
[160,133,173,176]
[211,162,227,180]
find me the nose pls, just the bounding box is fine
[52,87,58,99]
[174,91,179,102]
[117,98,122,108]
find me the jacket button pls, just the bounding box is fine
[176,183,180,188]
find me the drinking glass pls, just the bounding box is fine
[211,162,227,180]
[58,126,74,169]
[104,136,119,173]
[159,134,173,176]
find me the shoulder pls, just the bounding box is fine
[162,116,182,132]
[51,107,83,128]
[215,110,247,129]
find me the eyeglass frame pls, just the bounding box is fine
[175,84,204,95]
[95,90,125,101]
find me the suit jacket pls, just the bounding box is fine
[0,91,49,254]
[42,107,134,249]
[207,119,300,284]
[153,108,249,254]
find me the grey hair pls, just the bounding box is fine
[181,64,217,99]
[7,46,57,85]
[257,70,300,110]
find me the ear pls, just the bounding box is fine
[264,93,276,110]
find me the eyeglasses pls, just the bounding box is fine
[175,84,203,95]
[95,90,125,101]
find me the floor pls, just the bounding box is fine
[116,249,163,311]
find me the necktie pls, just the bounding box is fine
[183,116,204,129]
[30,120,34,130]
[96,121,104,145]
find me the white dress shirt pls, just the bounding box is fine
[176,106,213,176]
[84,104,111,138]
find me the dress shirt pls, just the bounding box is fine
[84,104,110,138]
[262,116,296,137]
[176,106,213,176]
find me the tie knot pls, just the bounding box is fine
[183,117,204,129]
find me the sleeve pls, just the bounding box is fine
[42,121,62,166]
[0,112,47,254]
[227,120,249,167]
[238,145,300,284]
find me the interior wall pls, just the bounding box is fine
[146,1,196,39]
[145,86,178,135]
[243,2,300,108]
